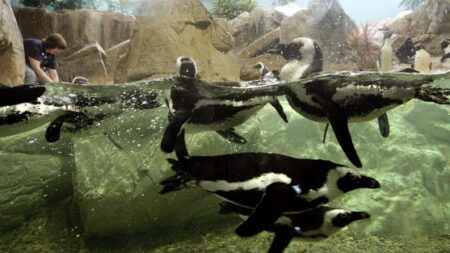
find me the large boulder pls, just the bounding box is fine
[58,43,109,84]
[230,8,286,49]
[279,0,357,62]
[105,40,130,84]
[13,6,136,52]
[115,0,238,83]
[389,0,450,55]
[0,0,25,85]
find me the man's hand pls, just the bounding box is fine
[29,57,54,83]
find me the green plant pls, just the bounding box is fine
[399,0,425,10]
[347,23,380,70]
[211,0,257,20]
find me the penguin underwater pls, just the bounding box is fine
[441,39,450,68]
[267,37,450,168]
[219,203,370,253]
[159,130,380,237]
[161,56,289,153]
[0,80,163,140]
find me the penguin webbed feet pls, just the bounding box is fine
[159,158,190,194]
[216,129,247,144]
[415,86,450,104]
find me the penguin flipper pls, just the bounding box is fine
[268,228,295,253]
[216,129,247,144]
[0,84,46,107]
[218,202,253,215]
[377,113,390,138]
[270,99,289,123]
[322,123,329,143]
[45,111,91,143]
[313,96,362,168]
[235,183,297,237]
[161,110,191,153]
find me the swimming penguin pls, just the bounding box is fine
[0,84,46,107]
[160,130,380,237]
[219,203,370,253]
[413,44,432,72]
[161,56,288,153]
[441,39,450,68]
[377,29,394,72]
[268,38,450,168]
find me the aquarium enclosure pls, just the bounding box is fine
[0,0,449,252]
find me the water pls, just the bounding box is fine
[2,0,450,252]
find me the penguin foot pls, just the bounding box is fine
[416,86,450,104]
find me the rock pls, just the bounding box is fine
[105,40,130,84]
[13,6,135,52]
[0,127,74,232]
[214,17,233,35]
[279,0,357,62]
[389,0,450,54]
[0,0,25,85]
[229,8,286,49]
[58,43,109,84]
[115,0,239,83]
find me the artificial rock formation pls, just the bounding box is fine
[58,43,109,84]
[279,0,357,62]
[229,8,286,49]
[389,0,450,55]
[0,0,25,85]
[115,0,239,83]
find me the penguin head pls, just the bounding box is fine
[176,56,197,78]
[441,39,449,50]
[415,44,426,51]
[329,209,371,228]
[253,62,264,71]
[335,167,380,193]
[72,76,89,84]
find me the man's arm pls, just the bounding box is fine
[48,69,60,82]
[29,57,54,83]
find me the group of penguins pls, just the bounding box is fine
[157,36,450,253]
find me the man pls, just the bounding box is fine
[23,33,67,84]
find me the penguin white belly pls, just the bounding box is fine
[198,172,292,192]
[183,105,265,133]
[414,50,432,72]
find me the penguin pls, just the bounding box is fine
[0,84,46,107]
[160,130,380,237]
[268,37,450,168]
[395,38,415,65]
[0,81,162,139]
[413,44,432,73]
[441,39,450,69]
[219,203,370,253]
[377,29,394,72]
[71,76,90,84]
[161,56,289,153]
[254,62,280,80]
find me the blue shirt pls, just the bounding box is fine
[23,39,57,70]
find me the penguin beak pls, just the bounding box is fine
[332,211,371,227]
[360,176,381,189]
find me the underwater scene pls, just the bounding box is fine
[0,0,449,252]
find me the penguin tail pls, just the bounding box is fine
[415,87,450,104]
[159,158,191,194]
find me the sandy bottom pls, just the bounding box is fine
[1,209,449,253]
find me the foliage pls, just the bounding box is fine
[347,23,380,70]
[211,0,257,20]
[399,0,425,10]
[272,0,296,6]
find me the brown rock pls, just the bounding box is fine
[0,0,25,85]
[115,0,239,83]
[279,0,357,62]
[230,8,285,49]
[105,40,130,83]
[58,43,108,84]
